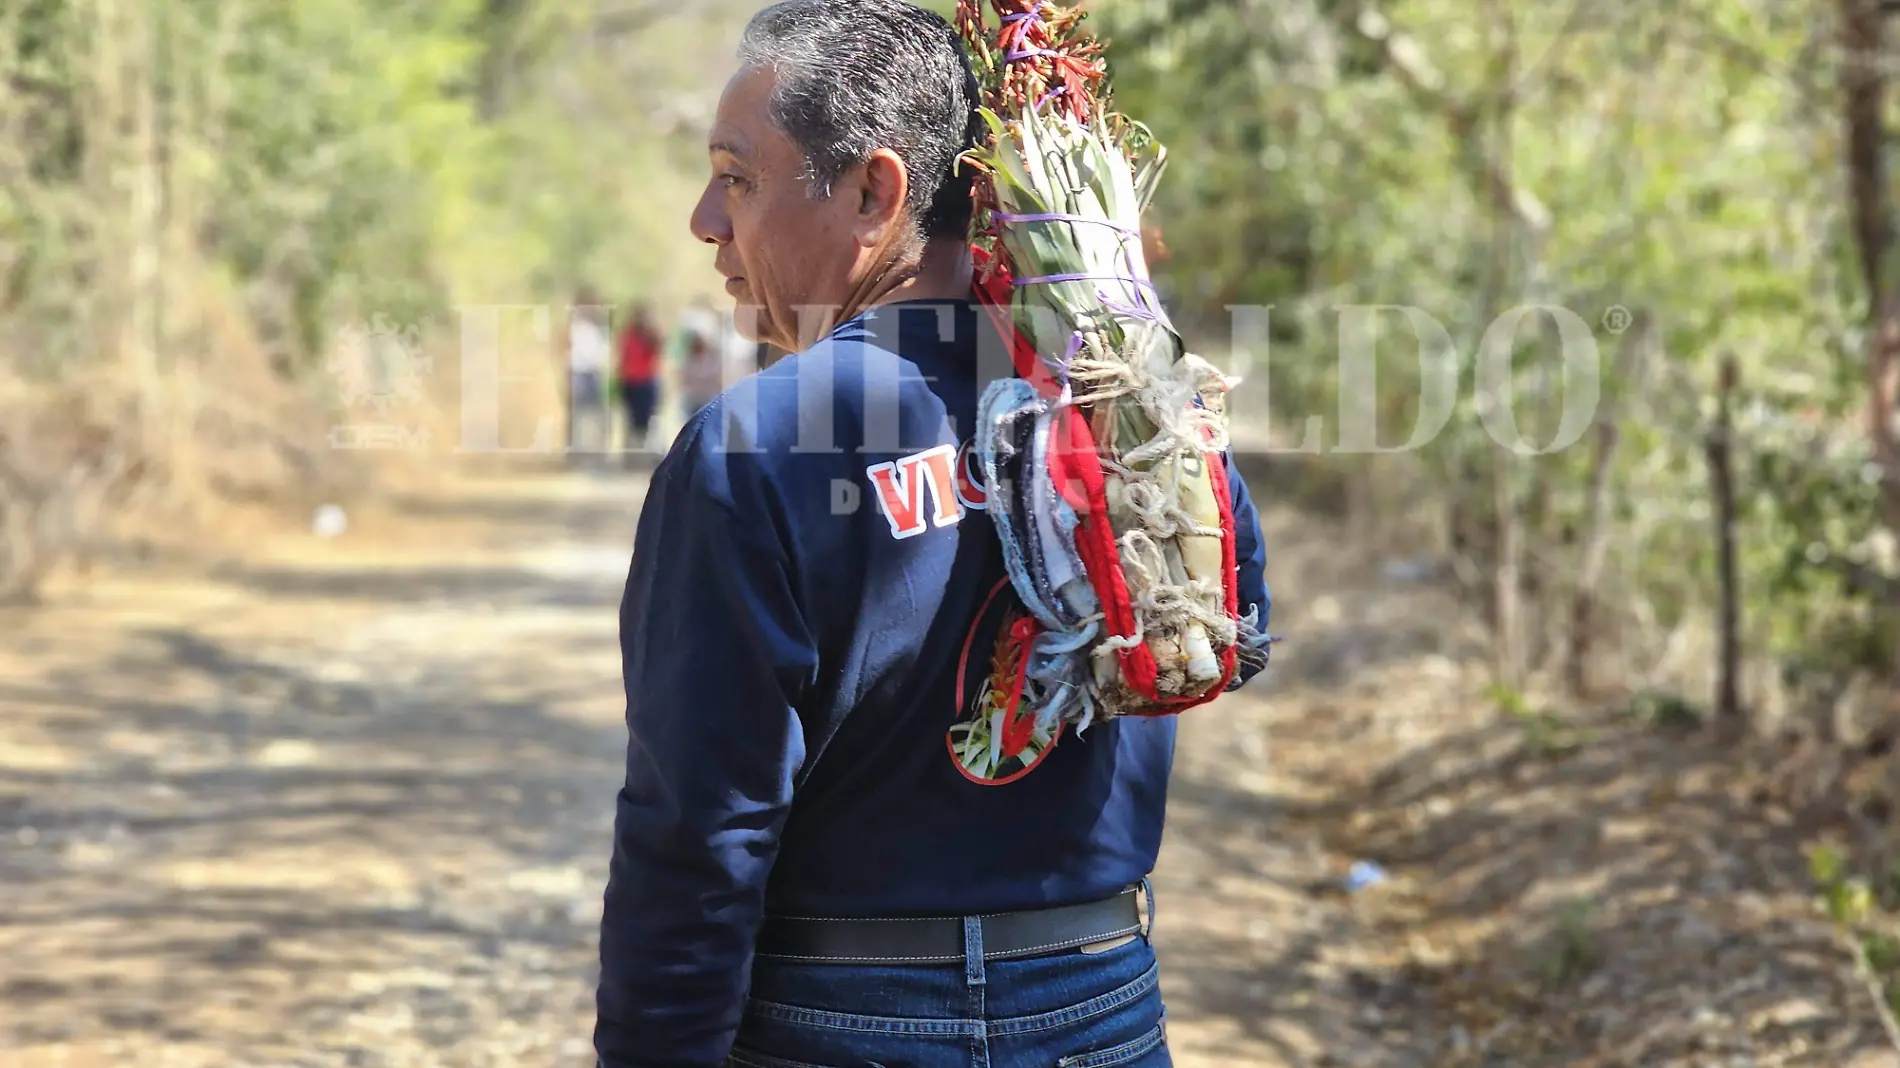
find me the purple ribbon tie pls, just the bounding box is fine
[991,212,1141,236]
[1001,8,1048,63]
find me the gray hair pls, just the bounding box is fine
[738,0,981,242]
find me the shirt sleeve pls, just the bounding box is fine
[594,423,818,1068]
[1223,451,1273,687]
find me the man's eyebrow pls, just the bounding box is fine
[709,140,746,159]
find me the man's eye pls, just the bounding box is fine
[719,174,745,189]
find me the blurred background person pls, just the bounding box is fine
[673,296,724,424]
[615,301,663,461]
[719,305,758,389]
[679,328,722,425]
[752,338,783,372]
[566,287,612,463]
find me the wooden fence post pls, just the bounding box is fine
[1706,353,1741,721]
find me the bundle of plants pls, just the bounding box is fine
[955,0,1272,732]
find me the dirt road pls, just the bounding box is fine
[1,467,1893,1067]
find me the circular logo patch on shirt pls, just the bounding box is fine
[947,578,1063,785]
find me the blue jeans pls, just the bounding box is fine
[728,908,1171,1068]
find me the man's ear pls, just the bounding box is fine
[853,148,911,247]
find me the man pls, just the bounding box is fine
[594,3,1270,1067]
[566,288,612,461]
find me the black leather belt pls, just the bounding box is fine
[755,887,1146,965]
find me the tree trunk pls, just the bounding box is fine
[1840,0,1900,719]
[1486,1,1524,689]
[1567,310,1654,696]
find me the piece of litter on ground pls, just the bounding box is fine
[313,504,348,538]
[1383,557,1437,583]
[1346,859,1387,892]
[1239,730,1267,761]
[254,739,321,767]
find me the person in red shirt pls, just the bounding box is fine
[616,302,663,457]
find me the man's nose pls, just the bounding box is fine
[689,184,729,246]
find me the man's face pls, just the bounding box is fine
[690,68,873,352]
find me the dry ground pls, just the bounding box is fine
[1,461,1897,1066]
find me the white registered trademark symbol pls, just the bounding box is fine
[1602,306,1631,333]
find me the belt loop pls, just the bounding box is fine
[962,915,986,986]
[1139,877,1156,940]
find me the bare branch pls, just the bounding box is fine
[1350,7,1552,236]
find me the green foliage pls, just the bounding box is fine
[205,0,491,354]
[1809,841,1900,1018]
[1486,683,1593,755]
[1622,690,1702,731]
[1089,0,1886,701]
[1540,897,1601,988]
[1,0,740,376]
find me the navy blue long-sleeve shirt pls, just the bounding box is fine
[594,298,1270,1067]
